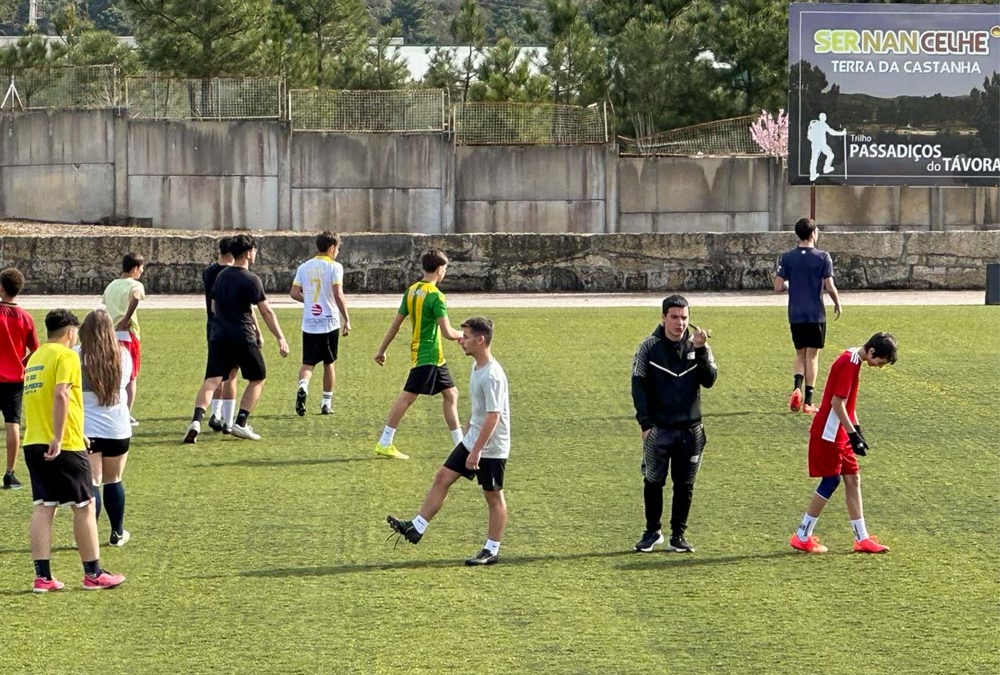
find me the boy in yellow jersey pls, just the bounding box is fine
[373,249,463,460]
[22,309,125,592]
[102,252,145,424]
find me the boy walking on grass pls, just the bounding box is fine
[789,332,898,555]
[102,253,146,424]
[0,268,39,490]
[372,249,463,460]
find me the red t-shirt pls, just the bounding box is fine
[809,348,862,446]
[0,302,39,382]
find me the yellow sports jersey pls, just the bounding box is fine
[22,343,86,452]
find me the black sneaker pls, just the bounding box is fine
[386,515,422,545]
[295,389,307,417]
[2,470,23,490]
[634,529,664,552]
[320,404,333,415]
[465,548,499,566]
[207,415,225,433]
[668,535,695,553]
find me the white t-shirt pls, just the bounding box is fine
[76,345,132,440]
[462,359,511,459]
[292,256,344,334]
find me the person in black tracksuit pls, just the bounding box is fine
[631,294,718,553]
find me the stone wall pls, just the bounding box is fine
[0,231,995,295]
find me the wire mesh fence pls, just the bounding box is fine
[0,65,121,110]
[621,115,763,157]
[454,102,609,145]
[125,76,283,120]
[289,89,448,133]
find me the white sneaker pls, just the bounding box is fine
[230,424,260,441]
[109,529,131,547]
[183,421,200,444]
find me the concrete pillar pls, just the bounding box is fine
[767,158,785,231]
[929,187,944,231]
[277,121,292,231]
[440,134,456,234]
[603,142,619,233]
[113,108,129,218]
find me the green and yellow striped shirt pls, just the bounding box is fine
[399,281,448,367]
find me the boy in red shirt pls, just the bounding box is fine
[789,332,898,554]
[0,268,40,490]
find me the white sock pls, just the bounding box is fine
[796,514,818,541]
[413,515,428,534]
[222,399,236,427]
[379,426,396,447]
[322,392,333,405]
[851,518,869,542]
[210,399,222,417]
[485,539,501,555]
[449,428,463,446]
[298,378,309,392]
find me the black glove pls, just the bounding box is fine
[848,431,868,456]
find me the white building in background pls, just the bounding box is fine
[0,35,546,83]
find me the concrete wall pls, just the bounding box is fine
[1,231,995,295]
[455,145,615,233]
[0,110,997,232]
[618,157,771,233]
[126,120,281,230]
[290,133,450,233]
[0,110,116,222]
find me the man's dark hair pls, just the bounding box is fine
[218,237,233,256]
[421,248,449,273]
[45,308,80,337]
[794,217,817,241]
[122,252,145,273]
[229,234,257,260]
[863,332,898,365]
[662,294,689,314]
[461,316,494,345]
[0,268,25,298]
[316,231,340,253]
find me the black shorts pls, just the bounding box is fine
[403,364,456,396]
[23,445,93,507]
[790,322,827,350]
[0,381,24,424]
[205,339,267,381]
[302,330,340,366]
[87,437,130,458]
[443,443,507,492]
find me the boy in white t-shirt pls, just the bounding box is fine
[289,232,351,416]
[387,317,511,566]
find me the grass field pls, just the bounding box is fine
[0,304,997,675]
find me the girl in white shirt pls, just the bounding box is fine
[77,309,133,547]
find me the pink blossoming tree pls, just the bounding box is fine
[750,109,788,165]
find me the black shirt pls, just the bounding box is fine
[201,262,227,321]
[210,267,265,343]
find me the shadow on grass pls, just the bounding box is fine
[207,549,636,579]
[703,411,790,418]
[195,457,380,468]
[0,546,77,557]
[615,549,801,570]
[0,588,39,596]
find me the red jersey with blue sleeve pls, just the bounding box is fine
[809,348,862,446]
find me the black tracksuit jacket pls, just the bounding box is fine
[631,324,718,431]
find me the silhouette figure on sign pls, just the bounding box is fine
[807,113,846,182]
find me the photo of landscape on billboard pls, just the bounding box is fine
[788,3,1000,187]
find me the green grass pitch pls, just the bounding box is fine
[1,305,997,675]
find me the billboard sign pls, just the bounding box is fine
[788,3,1000,186]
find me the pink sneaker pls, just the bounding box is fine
[82,570,126,590]
[789,533,828,554]
[33,577,65,593]
[853,536,889,554]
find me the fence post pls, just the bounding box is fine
[113,107,129,218]
[604,142,618,233]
